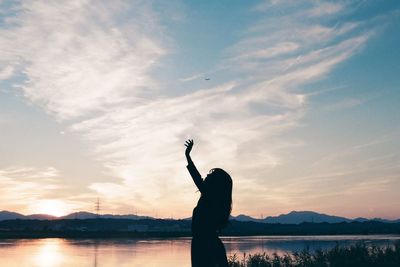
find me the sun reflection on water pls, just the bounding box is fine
[0,237,399,267]
[33,239,65,267]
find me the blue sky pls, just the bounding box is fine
[0,0,399,219]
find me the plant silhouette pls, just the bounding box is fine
[185,139,233,267]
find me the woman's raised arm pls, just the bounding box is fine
[185,139,205,193]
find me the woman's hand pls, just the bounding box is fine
[185,139,194,157]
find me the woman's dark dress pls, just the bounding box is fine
[187,163,229,267]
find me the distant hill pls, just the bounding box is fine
[232,214,260,222]
[232,211,399,224]
[231,211,350,224]
[61,212,153,220]
[61,212,98,219]
[0,211,26,220]
[353,217,369,222]
[262,211,351,224]
[26,214,58,220]
[0,210,398,224]
[0,210,153,221]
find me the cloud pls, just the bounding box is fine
[0,0,166,120]
[0,0,390,217]
[211,1,383,216]
[322,98,365,112]
[278,130,400,212]
[0,166,60,210]
[0,65,14,79]
[179,73,205,83]
[69,79,303,215]
[0,165,98,214]
[0,166,60,178]
[308,131,400,172]
[306,2,343,17]
[254,1,343,18]
[232,42,300,61]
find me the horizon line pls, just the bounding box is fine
[1,209,399,221]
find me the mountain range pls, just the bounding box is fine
[1,210,399,224]
[233,211,400,224]
[0,211,152,221]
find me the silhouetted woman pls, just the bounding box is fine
[185,139,232,267]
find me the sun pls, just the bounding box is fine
[32,199,70,217]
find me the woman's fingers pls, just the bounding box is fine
[184,139,194,149]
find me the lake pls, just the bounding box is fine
[1,235,399,267]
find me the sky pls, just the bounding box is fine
[0,0,399,219]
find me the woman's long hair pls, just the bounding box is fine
[203,168,232,230]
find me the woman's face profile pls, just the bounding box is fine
[204,174,211,185]
[204,169,214,182]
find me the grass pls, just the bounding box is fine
[228,241,400,267]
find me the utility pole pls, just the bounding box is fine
[95,198,100,218]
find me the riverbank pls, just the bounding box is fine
[0,218,400,239]
[228,241,400,267]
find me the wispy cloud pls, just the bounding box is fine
[307,2,343,17]
[0,0,166,120]
[0,65,14,79]
[0,166,60,210]
[276,130,400,217]
[308,131,400,171]
[0,165,99,214]
[0,0,395,217]
[0,166,59,179]
[321,98,365,112]
[209,0,393,217]
[179,73,205,83]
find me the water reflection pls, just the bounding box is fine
[0,235,398,267]
[224,235,400,256]
[93,240,98,267]
[33,239,65,267]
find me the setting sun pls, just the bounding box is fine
[31,200,71,217]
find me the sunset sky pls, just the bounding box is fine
[0,0,399,219]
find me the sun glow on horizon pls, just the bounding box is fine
[30,199,71,217]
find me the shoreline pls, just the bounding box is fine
[1,231,400,239]
[1,219,400,239]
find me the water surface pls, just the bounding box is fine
[1,235,399,267]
